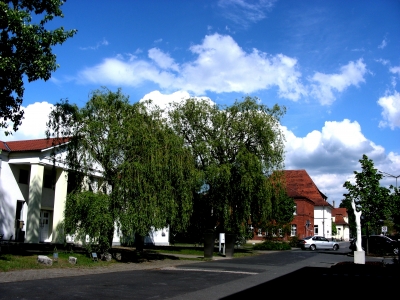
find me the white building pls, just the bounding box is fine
[0,138,168,246]
[314,203,333,239]
[332,207,350,241]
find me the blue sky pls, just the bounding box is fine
[4,0,400,203]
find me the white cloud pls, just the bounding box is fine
[283,119,394,201]
[378,38,387,49]
[77,33,306,99]
[2,102,53,141]
[79,38,109,50]
[390,66,400,76]
[148,48,179,72]
[375,58,389,65]
[139,90,192,109]
[218,0,276,28]
[77,57,177,88]
[139,90,214,114]
[351,48,365,52]
[378,91,400,130]
[310,59,367,105]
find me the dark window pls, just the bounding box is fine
[19,169,29,184]
[43,174,54,189]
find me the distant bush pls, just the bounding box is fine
[253,240,292,251]
[288,236,299,247]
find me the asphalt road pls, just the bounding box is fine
[0,244,397,299]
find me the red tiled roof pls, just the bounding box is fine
[332,207,348,217]
[0,138,69,152]
[0,141,10,152]
[282,170,331,207]
[334,214,348,225]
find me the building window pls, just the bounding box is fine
[314,225,318,235]
[19,169,29,184]
[278,228,283,237]
[43,174,54,189]
[257,228,262,237]
[293,204,297,215]
[291,224,297,237]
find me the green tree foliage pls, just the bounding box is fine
[388,186,400,233]
[1,0,76,134]
[168,97,293,240]
[331,221,337,236]
[339,198,357,237]
[47,88,200,253]
[343,154,390,237]
[64,191,114,253]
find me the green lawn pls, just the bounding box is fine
[0,244,259,272]
[0,251,115,272]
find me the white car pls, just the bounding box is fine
[297,236,339,251]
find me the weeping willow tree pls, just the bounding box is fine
[168,97,292,240]
[46,88,200,253]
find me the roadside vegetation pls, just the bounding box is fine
[253,241,292,251]
[0,242,264,272]
[0,251,115,272]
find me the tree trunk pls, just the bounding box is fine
[135,233,144,252]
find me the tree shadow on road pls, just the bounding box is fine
[221,265,400,299]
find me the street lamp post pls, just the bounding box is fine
[379,171,400,188]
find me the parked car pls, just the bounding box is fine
[349,235,399,255]
[297,236,339,251]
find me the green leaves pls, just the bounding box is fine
[168,97,288,238]
[0,0,77,134]
[343,154,391,232]
[47,88,200,251]
[64,191,114,254]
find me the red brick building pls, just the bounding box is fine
[251,169,332,241]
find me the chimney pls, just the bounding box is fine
[333,200,335,208]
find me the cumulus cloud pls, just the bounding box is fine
[148,48,179,72]
[1,102,53,141]
[139,90,214,117]
[140,90,192,109]
[310,59,367,105]
[378,91,400,130]
[77,56,177,88]
[77,33,306,99]
[218,0,276,28]
[282,119,397,201]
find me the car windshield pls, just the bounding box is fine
[304,236,313,240]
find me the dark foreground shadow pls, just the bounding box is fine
[221,265,400,299]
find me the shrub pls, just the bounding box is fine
[253,240,291,251]
[288,236,299,247]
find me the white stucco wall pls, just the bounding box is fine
[145,227,170,246]
[314,206,332,238]
[0,146,69,242]
[1,143,170,246]
[0,154,27,239]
